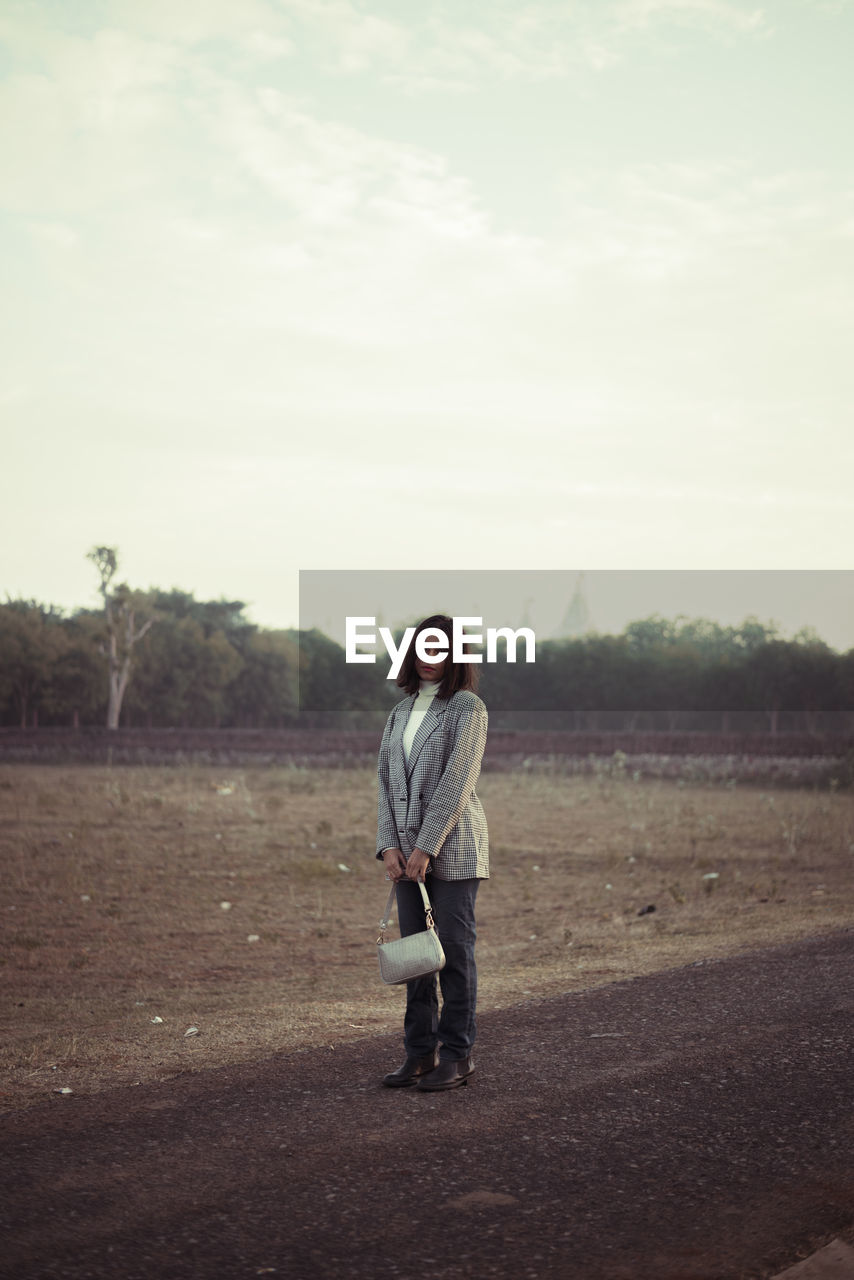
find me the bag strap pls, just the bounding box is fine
[378,878,434,940]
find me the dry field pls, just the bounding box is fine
[1,763,852,1112]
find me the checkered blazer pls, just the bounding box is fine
[376,688,489,880]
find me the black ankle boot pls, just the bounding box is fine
[415,1055,474,1091]
[381,1051,439,1088]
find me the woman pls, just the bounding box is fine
[376,613,489,1091]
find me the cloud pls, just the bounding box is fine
[27,220,80,247]
[612,0,767,35]
[0,21,183,212]
[279,0,771,90]
[556,161,854,280]
[293,0,409,72]
[282,0,571,84]
[242,28,295,60]
[379,71,474,95]
[107,0,290,47]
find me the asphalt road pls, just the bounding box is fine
[2,929,853,1280]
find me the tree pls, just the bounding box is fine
[734,616,780,652]
[51,614,106,727]
[295,628,394,728]
[0,599,67,727]
[225,629,299,727]
[743,640,799,735]
[126,606,254,727]
[624,615,679,652]
[87,546,155,730]
[787,632,842,734]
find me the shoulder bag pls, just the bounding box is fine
[377,879,446,985]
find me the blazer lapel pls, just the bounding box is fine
[393,694,417,781]
[405,696,446,779]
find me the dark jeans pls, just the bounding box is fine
[395,876,480,1062]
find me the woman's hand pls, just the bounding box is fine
[404,848,432,881]
[382,849,407,882]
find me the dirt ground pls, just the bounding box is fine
[1,763,852,1111]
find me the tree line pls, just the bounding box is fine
[0,551,852,733]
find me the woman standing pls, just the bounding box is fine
[376,614,489,1091]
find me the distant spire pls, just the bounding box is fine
[557,573,593,637]
[518,596,534,631]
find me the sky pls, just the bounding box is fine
[2,0,853,648]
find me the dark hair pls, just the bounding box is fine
[396,613,480,698]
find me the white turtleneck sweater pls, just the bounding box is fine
[402,681,441,763]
